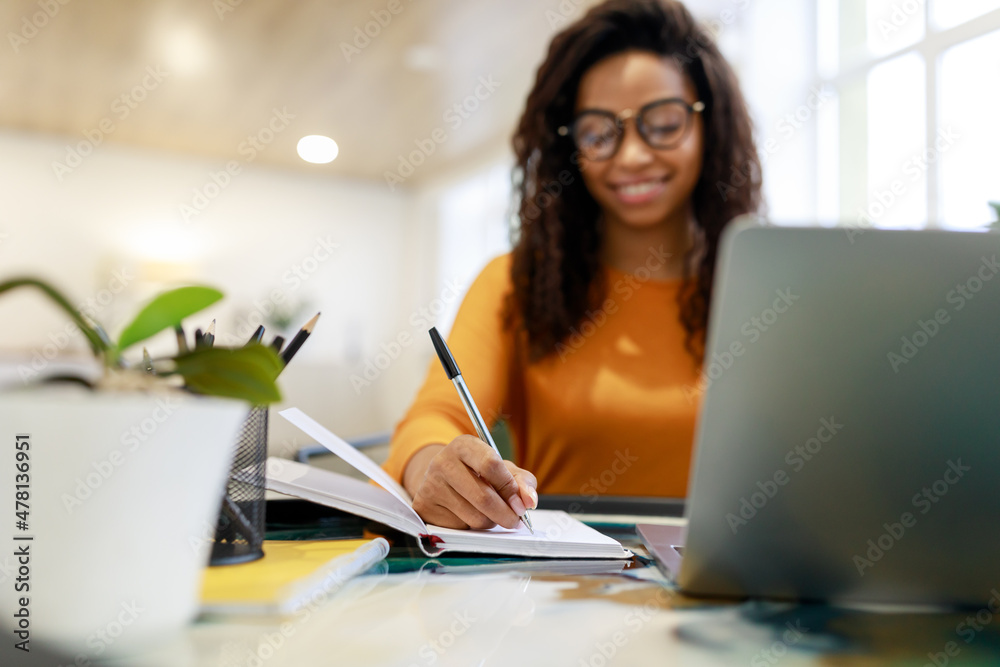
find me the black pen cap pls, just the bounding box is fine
[429,327,461,379]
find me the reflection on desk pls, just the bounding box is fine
[88,520,1000,666]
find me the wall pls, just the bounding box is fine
[0,128,431,450]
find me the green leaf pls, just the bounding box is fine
[117,286,223,351]
[0,277,109,356]
[170,345,282,404]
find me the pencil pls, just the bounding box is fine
[246,325,265,346]
[270,335,285,354]
[280,313,320,365]
[205,319,216,348]
[175,326,188,354]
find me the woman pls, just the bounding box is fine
[383,0,761,530]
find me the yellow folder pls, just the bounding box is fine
[200,538,389,615]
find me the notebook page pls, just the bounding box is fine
[428,510,631,559]
[266,457,425,535]
[279,408,413,506]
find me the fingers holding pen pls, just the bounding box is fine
[423,328,537,530]
[506,461,538,512]
[411,435,534,530]
[412,484,494,531]
[449,435,527,528]
[454,437,528,517]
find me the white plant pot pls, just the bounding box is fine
[0,388,246,660]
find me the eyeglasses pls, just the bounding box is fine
[558,98,705,162]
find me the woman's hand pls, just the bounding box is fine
[403,435,538,530]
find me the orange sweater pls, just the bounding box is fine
[383,254,702,498]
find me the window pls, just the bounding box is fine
[814,0,1000,229]
[435,162,512,333]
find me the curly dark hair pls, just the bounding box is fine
[506,0,762,362]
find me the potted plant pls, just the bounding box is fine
[0,277,282,659]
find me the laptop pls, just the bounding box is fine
[639,219,1000,607]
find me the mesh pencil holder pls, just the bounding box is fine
[209,406,267,565]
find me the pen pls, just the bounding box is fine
[270,335,285,354]
[281,313,320,365]
[427,327,534,534]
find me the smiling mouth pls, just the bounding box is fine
[611,177,668,203]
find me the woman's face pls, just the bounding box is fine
[575,50,704,232]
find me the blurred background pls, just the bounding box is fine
[0,0,997,454]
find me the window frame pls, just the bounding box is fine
[815,2,1000,227]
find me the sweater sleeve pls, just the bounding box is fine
[382,255,515,483]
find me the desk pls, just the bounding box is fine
[103,519,1000,666]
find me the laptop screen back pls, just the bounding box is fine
[680,220,1000,606]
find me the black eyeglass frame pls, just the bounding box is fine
[558,97,706,161]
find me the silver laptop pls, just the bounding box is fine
[640,219,1000,607]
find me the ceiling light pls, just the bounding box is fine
[296,135,339,164]
[162,26,211,76]
[121,223,207,263]
[404,44,444,72]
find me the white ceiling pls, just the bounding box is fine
[0,0,734,185]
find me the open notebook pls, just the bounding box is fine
[268,408,631,560]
